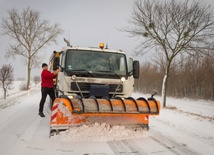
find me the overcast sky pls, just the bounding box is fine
[0,0,213,79]
[0,0,140,79]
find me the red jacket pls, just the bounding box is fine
[41,69,55,88]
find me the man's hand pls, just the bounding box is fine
[54,67,61,75]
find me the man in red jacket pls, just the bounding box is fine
[38,63,60,117]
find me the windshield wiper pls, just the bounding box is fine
[95,70,121,79]
[71,69,94,77]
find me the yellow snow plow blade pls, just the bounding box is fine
[50,96,160,134]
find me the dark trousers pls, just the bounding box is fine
[39,87,55,113]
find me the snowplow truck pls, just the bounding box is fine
[49,39,160,134]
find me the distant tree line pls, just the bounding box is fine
[135,53,214,101]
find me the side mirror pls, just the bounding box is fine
[53,57,60,70]
[133,60,140,79]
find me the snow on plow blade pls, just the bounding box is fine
[50,96,160,133]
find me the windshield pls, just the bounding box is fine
[64,50,127,77]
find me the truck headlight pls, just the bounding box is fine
[71,75,76,80]
[121,77,125,82]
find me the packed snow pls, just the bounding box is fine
[50,92,214,143]
[0,81,214,154]
[51,123,147,142]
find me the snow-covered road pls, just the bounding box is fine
[0,90,213,155]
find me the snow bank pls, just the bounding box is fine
[132,92,214,118]
[0,81,23,99]
[51,122,147,142]
[0,81,40,108]
[0,81,39,99]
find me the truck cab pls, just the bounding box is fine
[50,42,139,99]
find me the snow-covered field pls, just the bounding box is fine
[0,81,39,108]
[0,81,213,155]
[0,81,25,99]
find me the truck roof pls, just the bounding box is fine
[61,46,126,54]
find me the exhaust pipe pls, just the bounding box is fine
[64,38,72,47]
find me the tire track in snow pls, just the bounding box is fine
[107,140,143,155]
[0,91,41,155]
[149,134,197,155]
[8,116,41,155]
[149,117,207,155]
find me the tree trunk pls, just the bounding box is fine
[161,74,168,107]
[162,64,170,107]
[4,88,6,99]
[27,58,31,90]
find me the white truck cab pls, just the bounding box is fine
[50,41,139,99]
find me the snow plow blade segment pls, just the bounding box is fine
[50,97,160,133]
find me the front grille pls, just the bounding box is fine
[70,82,123,93]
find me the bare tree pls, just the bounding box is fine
[124,0,214,107]
[1,7,63,90]
[0,64,14,99]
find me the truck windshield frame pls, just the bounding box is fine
[64,49,128,78]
